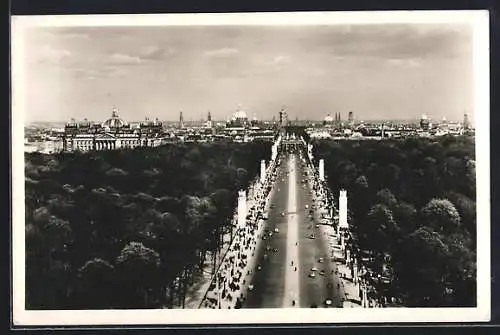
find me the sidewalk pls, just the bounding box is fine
[174,167,275,309]
[305,163,363,309]
[181,232,232,308]
[199,163,278,309]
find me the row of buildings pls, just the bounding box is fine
[25,106,282,153]
[25,107,474,153]
[306,112,474,140]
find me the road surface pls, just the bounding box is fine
[243,148,345,308]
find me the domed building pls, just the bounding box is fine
[227,105,250,128]
[62,107,164,152]
[324,114,334,125]
[101,107,128,129]
[420,114,430,130]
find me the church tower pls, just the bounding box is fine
[206,111,213,128]
[179,111,184,129]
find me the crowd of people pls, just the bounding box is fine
[202,158,280,309]
[303,151,386,308]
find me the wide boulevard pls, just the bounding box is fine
[243,145,345,308]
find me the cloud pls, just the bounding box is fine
[263,55,292,67]
[107,53,142,65]
[272,55,291,65]
[204,47,240,58]
[35,45,71,64]
[139,45,176,61]
[386,58,422,68]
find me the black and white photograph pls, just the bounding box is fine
[11,11,490,325]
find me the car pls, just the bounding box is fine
[319,270,326,276]
[311,267,318,272]
[318,258,324,263]
[309,234,316,239]
[309,272,316,278]
[281,212,285,216]
[324,299,333,307]
[262,236,267,240]
[305,205,309,209]
[274,228,279,233]
[248,284,254,291]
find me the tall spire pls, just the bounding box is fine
[463,112,470,129]
[179,111,184,129]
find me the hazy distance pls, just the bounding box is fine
[22,24,473,123]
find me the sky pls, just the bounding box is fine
[21,23,473,123]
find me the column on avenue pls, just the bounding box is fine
[202,158,278,309]
[319,159,325,181]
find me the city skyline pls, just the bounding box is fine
[21,23,473,124]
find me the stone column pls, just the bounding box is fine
[339,190,348,229]
[271,144,277,161]
[237,190,247,229]
[319,159,324,181]
[260,160,266,183]
[353,260,358,285]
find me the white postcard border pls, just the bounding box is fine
[11,10,491,326]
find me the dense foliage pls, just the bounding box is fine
[25,141,272,309]
[314,135,476,307]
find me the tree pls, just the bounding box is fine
[115,242,161,308]
[375,188,398,209]
[76,258,115,308]
[393,202,417,234]
[26,208,74,309]
[365,204,399,270]
[397,227,450,306]
[420,199,461,234]
[446,191,476,241]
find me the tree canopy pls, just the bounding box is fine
[315,136,476,307]
[25,141,271,309]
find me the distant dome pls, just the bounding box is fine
[102,108,127,128]
[324,114,334,122]
[233,110,248,120]
[421,114,428,120]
